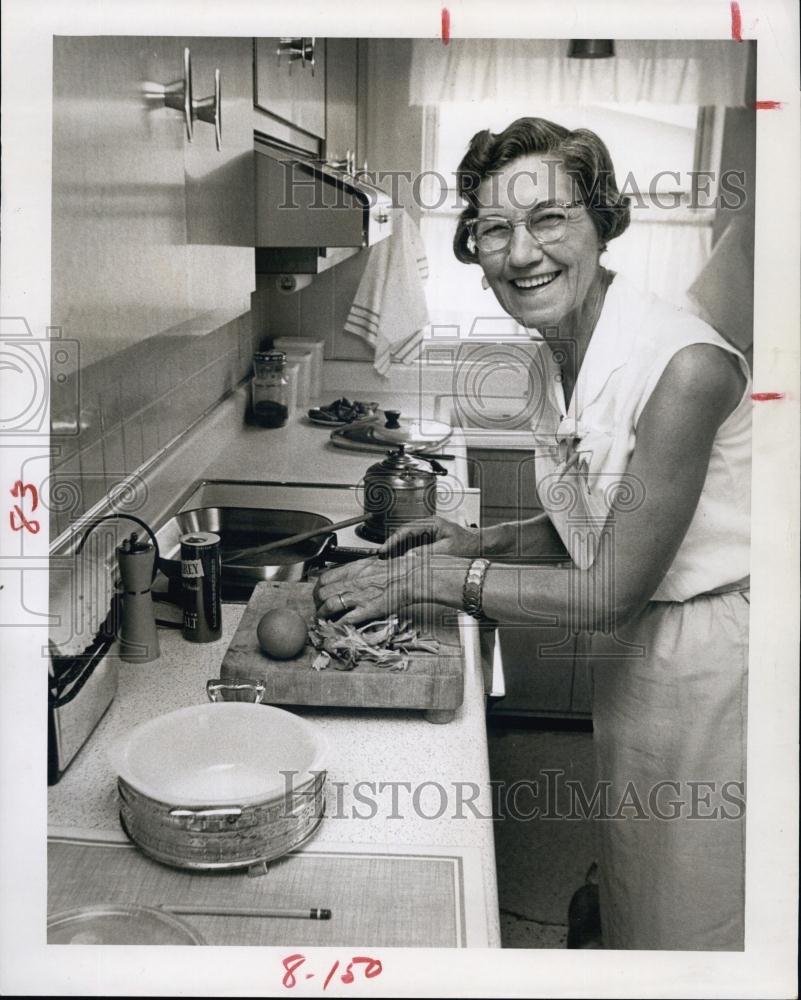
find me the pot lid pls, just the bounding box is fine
[364,444,447,482]
[329,409,452,454]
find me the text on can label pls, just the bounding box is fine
[181,558,205,578]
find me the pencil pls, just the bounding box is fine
[160,904,331,920]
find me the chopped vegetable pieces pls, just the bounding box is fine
[308,398,378,424]
[308,616,438,672]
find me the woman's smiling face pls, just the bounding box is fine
[475,154,602,330]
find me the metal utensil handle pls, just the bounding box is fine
[326,544,379,563]
[223,514,364,563]
[206,680,266,704]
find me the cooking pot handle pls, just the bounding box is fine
[206,680,267,704]
[425,457,448,476]
[169,805,243,819]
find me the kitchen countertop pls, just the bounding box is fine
[198,390,474,488]
[48,391,500,947]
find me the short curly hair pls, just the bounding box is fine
[453,117,631,264]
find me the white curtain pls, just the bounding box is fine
[409,40,750,108]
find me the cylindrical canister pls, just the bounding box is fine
[180,532,222,643]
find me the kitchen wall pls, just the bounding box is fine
[49,309,258,542]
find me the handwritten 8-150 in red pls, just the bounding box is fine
[282,954,383,990]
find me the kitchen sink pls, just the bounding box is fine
[153,480,369,600]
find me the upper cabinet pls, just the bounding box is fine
[183,37,255,247]
[182,37,255,318]
[52,37,190,368]
[254,38,326,151]
[325,38,358,171]
[51,37,255,368]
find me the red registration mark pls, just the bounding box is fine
[9,480,40,534]
[282,953,383,990]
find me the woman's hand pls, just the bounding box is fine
[378,515,481,558]
[313,552,422,626]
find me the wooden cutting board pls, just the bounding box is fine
[220,581,464,718]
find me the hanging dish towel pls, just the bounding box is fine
[344,208,430,376]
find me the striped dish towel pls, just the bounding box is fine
[344,208,430,376]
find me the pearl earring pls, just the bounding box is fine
[481,275,490,290]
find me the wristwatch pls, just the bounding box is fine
[462,557,491,620]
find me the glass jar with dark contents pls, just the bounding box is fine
[250,350,290,428]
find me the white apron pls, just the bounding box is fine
[531,275,751,950]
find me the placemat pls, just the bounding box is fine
[48,833,469,948]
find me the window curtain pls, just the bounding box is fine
[409,40,751,107]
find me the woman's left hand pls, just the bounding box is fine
[313,552,422,625]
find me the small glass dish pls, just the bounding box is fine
[47,905,206,945]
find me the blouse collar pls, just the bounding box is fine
[541,273,636,421]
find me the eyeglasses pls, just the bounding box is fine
[466,201,584,254]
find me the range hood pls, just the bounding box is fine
[254,136,393,273]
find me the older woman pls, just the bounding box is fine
[315,118,751,951]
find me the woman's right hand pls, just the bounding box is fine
[378,515,482,558]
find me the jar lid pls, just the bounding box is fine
[254,350,286,366]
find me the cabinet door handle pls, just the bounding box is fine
[162,46,193,141]
[302,37,316,76]
[193,67,222,150]
[278,36,315,75]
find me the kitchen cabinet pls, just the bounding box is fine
[325,38,358,169]
[468,448,591,720]
[254,37,326,150]
[51,36,255,369]
[51,36,190,368]
[182,36,255,318]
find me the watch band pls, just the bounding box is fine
[462,557,491,620]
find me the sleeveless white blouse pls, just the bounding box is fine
[530,274,751,602]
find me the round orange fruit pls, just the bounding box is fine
[256,608,309,660]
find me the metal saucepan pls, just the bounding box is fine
[108,682,328,870]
